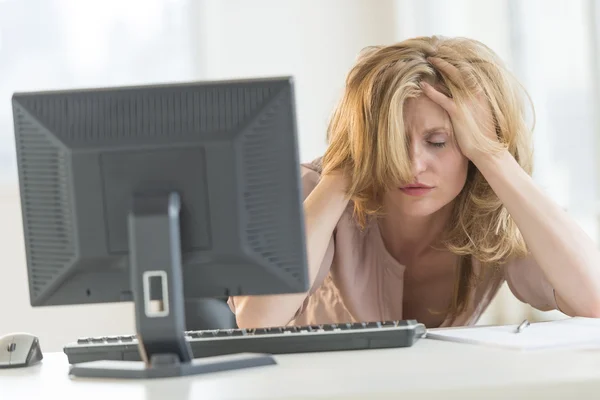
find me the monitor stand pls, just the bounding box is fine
[69,192,276,379]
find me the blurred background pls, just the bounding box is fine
[1,0,598,351]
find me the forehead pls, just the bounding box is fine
[403,94,452,133]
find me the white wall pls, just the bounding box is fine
[1,0,398,352]
[197,0,398,163]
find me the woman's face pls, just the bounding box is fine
[384,93,469,217]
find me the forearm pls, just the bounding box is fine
[474,150,600,317]
[234,174,350,328]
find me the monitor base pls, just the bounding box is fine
[69,352,276,379]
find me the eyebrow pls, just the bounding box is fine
[422,127,452,136]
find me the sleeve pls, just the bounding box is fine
[504,253,560,312]
[227,163,336,317]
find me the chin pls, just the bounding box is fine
[394,197,450,218]
[385,191,455,218]
[400,206,442,217]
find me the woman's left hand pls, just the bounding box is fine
[419,57,499,163]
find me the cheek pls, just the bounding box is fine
[439,152,469,193]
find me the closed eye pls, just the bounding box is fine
[428,141,446,148]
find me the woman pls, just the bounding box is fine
[229,35,600,329]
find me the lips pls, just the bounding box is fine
[399,184,434,197]
[401,184,433,189]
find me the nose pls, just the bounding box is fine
[410,143,427,176]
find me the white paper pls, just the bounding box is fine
[426,317,600,350]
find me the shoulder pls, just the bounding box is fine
[299,157,323,195]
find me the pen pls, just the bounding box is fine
[515,319,530,333]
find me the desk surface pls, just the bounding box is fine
[3,338,600,399]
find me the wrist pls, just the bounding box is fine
[470,148,511,171]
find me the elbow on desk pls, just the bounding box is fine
[235,314,292,329]
[584,286,600,318]
[234,301,293,329]
[556,291,600,319]
[578,300,600,319]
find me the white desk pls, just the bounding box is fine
[2,338,600,399]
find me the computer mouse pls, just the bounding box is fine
[0,333,43,368]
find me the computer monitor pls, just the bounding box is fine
[11,76,309,379]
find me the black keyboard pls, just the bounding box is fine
[64,320,426,364]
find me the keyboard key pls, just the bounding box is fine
[119,336,134,342]
[77,338,91,344]
[91,338,104,344]
[365,322,380,328]
[106,337,119,343]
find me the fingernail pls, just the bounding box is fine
[420,82,428,89]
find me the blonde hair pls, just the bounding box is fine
[321,36,535,319]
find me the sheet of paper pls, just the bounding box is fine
[426,317,600,350]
